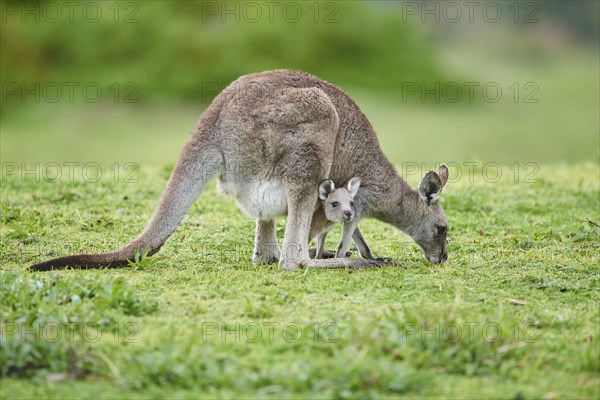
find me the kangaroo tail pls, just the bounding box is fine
[28,106,224,271]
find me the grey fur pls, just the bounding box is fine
[315,177,360,259]
[29,70,449,271]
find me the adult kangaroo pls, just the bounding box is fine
[29,70,449,271]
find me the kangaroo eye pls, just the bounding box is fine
[350,201,354,207]
[437,225,448,235]
[331,202,339,208]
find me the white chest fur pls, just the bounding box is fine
[218,180,288,219]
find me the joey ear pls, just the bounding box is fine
[436,164,449,188]
[418,171,443,206]
[319,180,335,200]
[346,177,361,198]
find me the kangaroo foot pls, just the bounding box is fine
[308,248,352,259]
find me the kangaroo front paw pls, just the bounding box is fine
[309,248,352,259]
[372,256,393,262]
[362,252,393,262]
[321,249,336,259]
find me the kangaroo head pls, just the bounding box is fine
[319,177,361,223]
[412,165,449,264]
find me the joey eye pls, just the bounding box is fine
[331,202,339,208]
[437,226,448,235]
[350,201,354,207]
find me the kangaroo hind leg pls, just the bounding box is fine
[253,218,280,264]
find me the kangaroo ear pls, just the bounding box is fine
[419,171,443,206]
[346,177,361,198]
[319,180,335,200]
[436,164,449,188]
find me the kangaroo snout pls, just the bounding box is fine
[427,251,448,264]
[343,210,353,220]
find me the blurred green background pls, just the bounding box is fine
[1,0,598,167]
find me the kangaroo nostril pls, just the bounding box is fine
[344,211,352,218]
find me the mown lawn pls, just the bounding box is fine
[1,160,598,399]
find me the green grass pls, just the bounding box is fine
[1,161,598,399]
